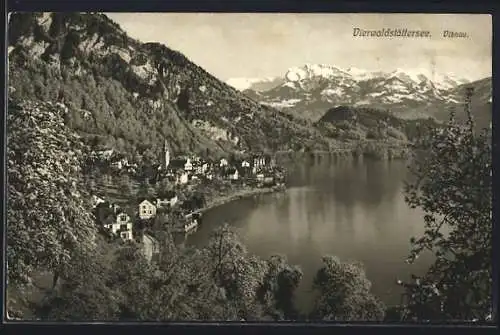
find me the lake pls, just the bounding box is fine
[185,155,434,312]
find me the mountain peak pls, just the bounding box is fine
[285,63,349,82]
[280,64,471,90]
[244,61,490,123]
[387,68,470,89]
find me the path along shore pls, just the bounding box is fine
[193,185,286,216]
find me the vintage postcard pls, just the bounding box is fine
[6,12,492,322]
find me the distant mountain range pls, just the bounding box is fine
[232,64,491,128]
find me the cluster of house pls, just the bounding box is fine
[91,141,284,189]
[155,151,282,188]
[214,155,284,187]
[91,191,180,241]
[90,141,286,241]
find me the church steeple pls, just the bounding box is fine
[164,139,170,169]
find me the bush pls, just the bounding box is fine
[310,256,385,321]
[400,106,492,321]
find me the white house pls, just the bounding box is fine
[242,160,251,168]
[104,212,133,241]
[156,193,178,208]
[177,171,189,185]
[139,199,157,220]
[227,168,239,181]
[219,158,228,167]
[184,158,193,171]
[156,198,169,208]
[194,162,210,175]
[253,157,266,169]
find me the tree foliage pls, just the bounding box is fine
[310,256,386,321]
[7,99,98,285]
[257,254,303,320]
[400,100,492,321]
[35,242,122,321]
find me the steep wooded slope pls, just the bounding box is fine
[8,12,331,161]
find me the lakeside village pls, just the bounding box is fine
[90,140,287,250]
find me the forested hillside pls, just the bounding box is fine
[8,12,331,162]
[315,106,442,150]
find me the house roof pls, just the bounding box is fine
[169,159,187,169]
[101,211,130,225]
[138,198,156,206]
[102,214,115,226]
[225,167,239,174]
[115,207,127,215]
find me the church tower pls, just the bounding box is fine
[164,139,170,170]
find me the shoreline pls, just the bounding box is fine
[197,185,285,216]
[275,147,411,162]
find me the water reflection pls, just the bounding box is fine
[187,158,433,311]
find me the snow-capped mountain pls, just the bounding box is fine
[242,63,489,121]
[226,76,284,92]
[283,64,470,91]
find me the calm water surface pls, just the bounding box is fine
[186,156,434,311]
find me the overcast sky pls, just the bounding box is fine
[107,13,492,81]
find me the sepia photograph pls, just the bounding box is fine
[5,12,492,323]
